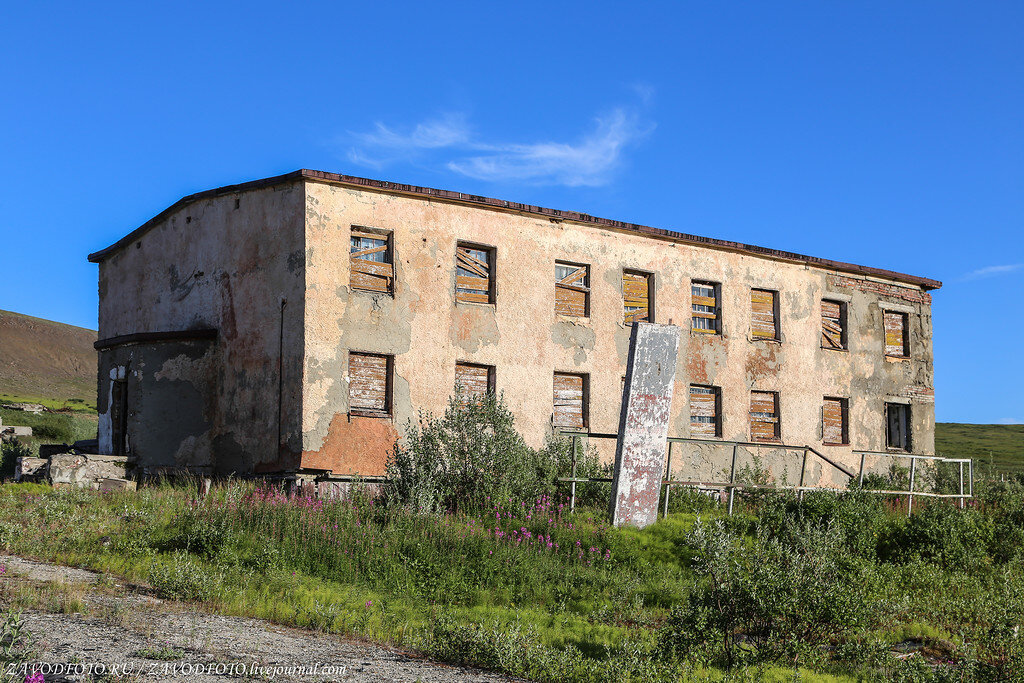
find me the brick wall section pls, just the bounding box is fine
[828,274,933,305]
[901,386,936,403]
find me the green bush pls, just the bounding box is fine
[385,393,571,513]
[658,518,871,669]
[0,440,32,480]
[879,503,995,571]
[148,552,222,602]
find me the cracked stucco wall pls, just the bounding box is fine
[299,180,935,481]
[96,182,306,474]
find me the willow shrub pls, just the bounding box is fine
[384,392,587,514]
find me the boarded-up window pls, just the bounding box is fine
[691,281,720,333]
[456,244,494,304]
[822,397,848,445]
[348,352,391,417]
[690,385,721,437]
[555,262,590,317]
[883,311,909,357]
[886,402,911,451]
[455,362,494,402]
[749,391,780,442]
[821,300,846,350]
[553,372,587,430]
[623,270,652,324]
[750,289,778,340]
[350,229,393,294]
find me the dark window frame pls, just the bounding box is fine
[691,280,722,335]
[553,371,590,430]
[622,268,655,325]
[554,260,591,318]
[689,384,723,438]
[822,396,850,446]
[885,402,912,452]
[347,351,393,419]
[350,226,395,296]
[455,241,497,305]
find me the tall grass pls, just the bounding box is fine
[0,480,1022,681]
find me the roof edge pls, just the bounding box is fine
[87,169,942,291]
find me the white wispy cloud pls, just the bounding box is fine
[996,417,1023,425]
[345,105,653,187]
[959,263,1024,281]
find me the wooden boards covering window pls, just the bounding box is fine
[821,300,845,350]
[456,244,493,304]
[555,262,589,316]
[749,391,779,442]
[350,230,393,294]
[822,397,847,445]
[690,385,720,437]
[623,271,651,324]
[455,362,492,401]
[883,311,908,357]
[348,352,390,417]
[750,289,778,340]
[553,373,586,429]
[691,282,718,333]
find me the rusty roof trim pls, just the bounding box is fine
[87,169,942,291]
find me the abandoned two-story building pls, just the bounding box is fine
[88,170,940,484]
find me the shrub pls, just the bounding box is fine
[879,503,995,571]
[385,393,570,513]
[658,518,871,669]
[0,440,33,480]
[148,553,222,602]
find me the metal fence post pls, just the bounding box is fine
[570,435,578,512]
[958,461,965,509]
[858,452,866,487]
[728,442,738,516]
[662,442,673,518]
[908,457,916,515]
[969,459,974,499]
[798,447,808,502]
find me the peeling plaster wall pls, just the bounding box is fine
[96,183,305,474]
[300,180,935,481]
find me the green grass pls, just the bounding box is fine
[0,405,97,454]
[936,422,1024,475]
[0,393,96,413]
[0,482,1021,681]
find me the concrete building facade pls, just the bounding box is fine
[88,170,940,484]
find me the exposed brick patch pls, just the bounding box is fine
[828,274,932,306]
[900,386,935,403]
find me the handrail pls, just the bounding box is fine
[556,429,975,515]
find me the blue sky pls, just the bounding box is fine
[1,2,1021,423]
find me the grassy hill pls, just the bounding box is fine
[0,309,97,411]
[936,422,1024,477]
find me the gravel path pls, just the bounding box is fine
[0,555,521,682]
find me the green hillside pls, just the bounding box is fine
[936,422,1024,476]
[0,309,96,411]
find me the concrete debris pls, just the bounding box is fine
[97,477,137,492]
[0,416,32,438]
[15,457,48,482]
[48,452,129,489]
[1,403,44,413]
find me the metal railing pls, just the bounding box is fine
[556,431,974,515]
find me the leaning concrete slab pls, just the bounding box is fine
[609,322,681,528]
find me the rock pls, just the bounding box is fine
[49,453,130,489]
[97,477,136,492]
[15,457,48,482]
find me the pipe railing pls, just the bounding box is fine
[556,431,974,515]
